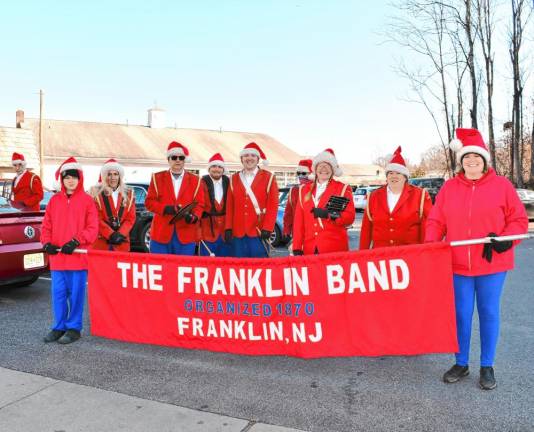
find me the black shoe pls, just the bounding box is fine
[479,367,497,390]
[57,329,81,345]
[443,364,469,383]
[44,330,65,343]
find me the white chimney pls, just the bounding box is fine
[147,106,166,128]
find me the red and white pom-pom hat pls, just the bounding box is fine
[11,152,27,167]
[54,156,82,180]
[449,128,490,163]
[207,153,228,174]
[239,142,268,166]
[385,146,410,177]
[167,141,191,162]
[296,159,313,173]
[100,158,125,181]
[312,148,343,177]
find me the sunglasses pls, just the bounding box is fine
[169,155,186,161]
[296,171,308,176]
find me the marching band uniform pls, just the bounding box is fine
[145,141,204,255]
[282,159,313,238]
[292,149,355,255]
[92,159,136,252]
[359,147,432,249]
[199,153,231,257]
[9,152,43,211]
[225,142,279,258]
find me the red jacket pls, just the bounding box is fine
[200,175,229,242]
[292,179,355,255]
[92,189,136,251]
[425,169,528,276]
[40,174,99,270]
[225,169,279,238]
[282,186,299,237]
[359,184,433,249]
[10,170,43,211]
[145,170,204,244]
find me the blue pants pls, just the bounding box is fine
[232,235,268,258]
[150,231,196,255]
[199,236,231,257]
[453,272,507,367]
[50,270,87,332]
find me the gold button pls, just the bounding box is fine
[390,228,394,232]
[389,217,393,221]
[390,240,394,244]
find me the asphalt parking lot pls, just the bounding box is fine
[1,225,533,432]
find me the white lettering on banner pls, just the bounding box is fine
[116,262,162,291]
[176,317,323,343]
[195,267,209,294]
[178,267,192,293]
[327,259,410,294]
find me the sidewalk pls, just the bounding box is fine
[0,367,304,432]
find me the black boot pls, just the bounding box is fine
[57,329,81,344]
[479,367,497,390]
[443,364,469,383]
[44,330,65,343]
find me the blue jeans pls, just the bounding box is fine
[453,272,507,367]
[232,236,268,258]
[150,231,196,255]
[50,270,87,332]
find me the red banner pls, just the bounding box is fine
[87,243,458,358]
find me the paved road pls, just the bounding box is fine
[1,230,533,431]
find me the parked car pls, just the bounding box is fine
[353,186,380,211]
[127,183,153,252]
[516,188,534,220]
[0,197,48,287]
[408,177,445,203]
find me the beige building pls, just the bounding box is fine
[1,108,385,189]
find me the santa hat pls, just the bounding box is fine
[312,148,343,177]
[100,158,125,183]
[239,142,268,166]
[207,153,228,173]
[385,146,409,177]
[449,128,490,164]
[167,141,191,162]
[296,159,313,174]
[55,156,82,180]
[12,152,26,167]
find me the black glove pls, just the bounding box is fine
[43,242,60,255]
[163,205,177,216]
[489,232,513,254]
[184,213,198,224]
[282,234,291,243]
[61,238,80,255]
[293,250,304,256]
[109,232,127,245]
[312,207,329,219]
[482,242,493,263]
[224,229,233,243]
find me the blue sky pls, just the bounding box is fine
[1,0,456,164]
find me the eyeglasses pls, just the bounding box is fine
[296,171,308,176]
[169,155,186,161]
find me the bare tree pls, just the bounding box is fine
[476,0,497,170]
[508,0,531,187]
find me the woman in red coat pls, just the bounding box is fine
[426,128,528,390]
[292,149,355,255]
[91,159,136,252]
[359,146,432,250]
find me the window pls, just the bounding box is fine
[132,186,147,204]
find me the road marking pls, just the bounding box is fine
[39,276,52,281]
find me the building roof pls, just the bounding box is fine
[24,118,301,169]
[0,127,39,170]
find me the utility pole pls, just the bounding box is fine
[39,89,44,180]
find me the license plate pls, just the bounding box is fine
[24,252,45,270]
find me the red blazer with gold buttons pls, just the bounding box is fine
[92,189,136,251]
[359,184,432,249]
[11,170,43,211]
[292,179,355,255]
[225,169,279,238]
[145,170,205,244]
[199,175,229,242]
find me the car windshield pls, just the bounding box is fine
[0,197,23,213]
[354,189,367,195]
